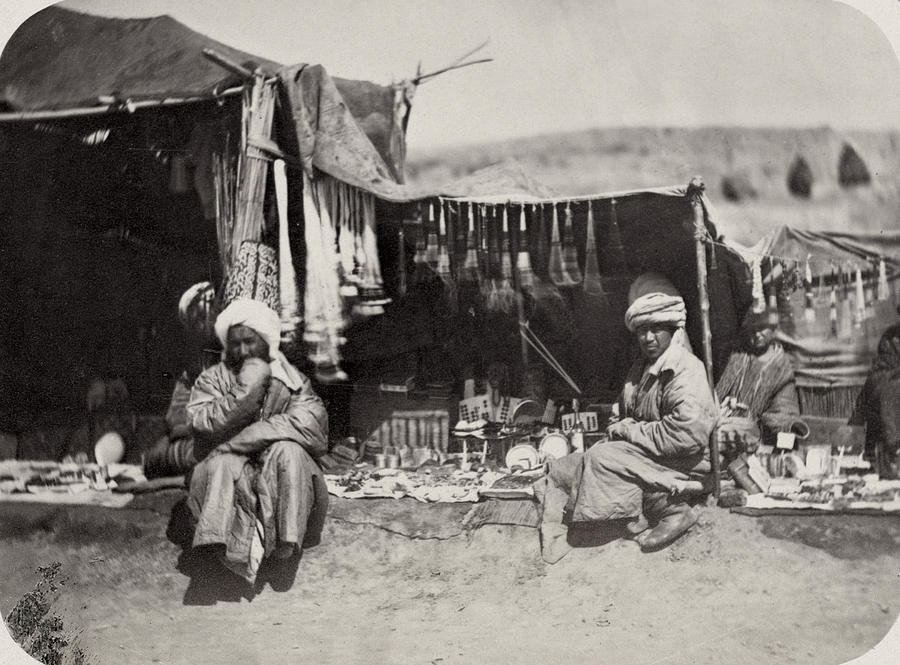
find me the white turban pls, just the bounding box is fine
[624,292,687,333]
[214,298,282,358]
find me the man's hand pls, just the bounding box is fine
[238,357,271,388]
[606,417,635,441]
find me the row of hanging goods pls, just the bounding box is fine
[436,199,458,312]
[534,203,549,275]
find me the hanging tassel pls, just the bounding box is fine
[397,223,407,298]
[535,203,549,276]
[865,261,875,320]
[480,205,495,308]
[453,203,467,282]
[854,265,865,328]
[877,257,889,301]
[607,198,627,273]
[461,203,481,285]
[562,202,583,285]
[436,199,457,313]
[829,265,838,337]
[425,201,439,268]
[355,189,388,315]
[766,256,778,312]
[751,256,765,313]
[524,203,565,316]
[549,203,575,287]
[582,201,607,302]
[495,205,516,313]
[274,160,301,342]
[413,205,431,286]
[515,204,535,293]
[336,182,359,298]
[803,254,815,323]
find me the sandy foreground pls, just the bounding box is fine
[1,491,899,665]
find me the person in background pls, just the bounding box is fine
[144,282,217,478]
[853,305,900,478]
[185,298,329,584]
[535,291,717,564]
[715,307,804,465]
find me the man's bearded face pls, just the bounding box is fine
[226,325,270,369]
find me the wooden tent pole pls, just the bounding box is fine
[688,177,720,496]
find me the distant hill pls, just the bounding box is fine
[405,127,900,246]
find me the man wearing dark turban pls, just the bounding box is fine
[535,291,717,563]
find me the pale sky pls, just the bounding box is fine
[1,0,899,150]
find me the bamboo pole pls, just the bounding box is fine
[688,177,720,496]
[0,88,245,123]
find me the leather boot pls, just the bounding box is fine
[540,522,572,564]
[624,513,649,538]
[639,503,696,552]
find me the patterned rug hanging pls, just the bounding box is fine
[561,202,583,285]
[582,200,607,303]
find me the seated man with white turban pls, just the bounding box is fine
[535,291,717,563]
[186,298,329,583]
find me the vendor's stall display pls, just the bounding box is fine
[744,477,900,512]
[325,465,507,503]
[0,460,144,507]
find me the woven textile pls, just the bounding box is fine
[223,241,280,312]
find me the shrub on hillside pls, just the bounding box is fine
[838,143,871,187]
[721,173,757,202]
[788,156,813,198]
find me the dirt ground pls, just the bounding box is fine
[2,492,899,665]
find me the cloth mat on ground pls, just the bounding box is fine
[732,506,900,517]
[462,498,540,530]
[327,497,471,539]
[0,490,134,508]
